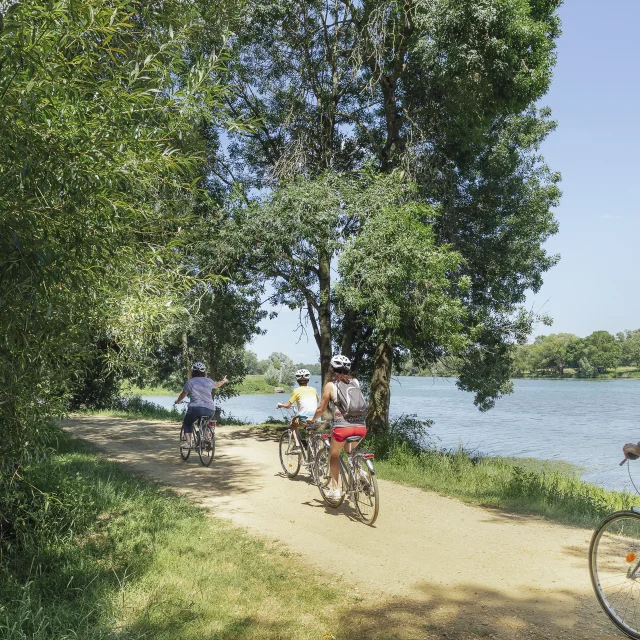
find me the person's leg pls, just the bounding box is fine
[290,416,302,449]
[329,436,344,491]
[182,408,197,446]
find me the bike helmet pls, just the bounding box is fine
[295,368,311,380]
[191,361,206,373]
[330,354,351,372]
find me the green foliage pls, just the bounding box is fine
[511,329,637,378]
[263,353,296,387]
[619,330,640,368]
[215,0,563,420]
[0,0,233,504]
[338,201,469,355]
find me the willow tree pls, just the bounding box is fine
[0,0,232,490]
[211,0,562,427]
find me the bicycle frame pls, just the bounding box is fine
[320,435,376,494]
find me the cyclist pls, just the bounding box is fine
[309,354,367,501]
[276,369,318,452]
[174,362,227,448]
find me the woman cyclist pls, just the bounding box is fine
[276,369,319,452]
[309,354,366,501]
[174,362,227,448]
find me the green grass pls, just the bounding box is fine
[368,436,637,528]
[121,383,179,396]
[0,434,345,640]
[235,375,291,395]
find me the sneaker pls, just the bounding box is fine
[181,442,191,450]
[325,488,342,501]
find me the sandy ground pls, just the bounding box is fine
[63,415,626,639]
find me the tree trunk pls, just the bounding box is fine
[318,252,333,388]
[366,340,393,434]
[182,331,190,380]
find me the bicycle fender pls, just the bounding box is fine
[365,458,375,475]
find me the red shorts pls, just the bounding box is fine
[332,426,367,443]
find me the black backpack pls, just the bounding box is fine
[335,379,367,422]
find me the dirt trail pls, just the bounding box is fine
[64,416,624,639]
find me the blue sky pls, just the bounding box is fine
[250,0,640,362]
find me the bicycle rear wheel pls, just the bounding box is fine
[179,425,191,461]
[314,447,345,508]
[590,509,640,638]
[199,423,215,467]
[353,457,379,526]
[279,430,301,477]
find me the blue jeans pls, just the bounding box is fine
[182,406,214,434]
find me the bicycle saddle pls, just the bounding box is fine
[305,424,319,430]
[345,435,362,442]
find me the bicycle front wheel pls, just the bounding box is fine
[353,457,379,526]
[179,426,191,461]
[279,430,301,477]
[590,509,640,638]
[199,424,215,467]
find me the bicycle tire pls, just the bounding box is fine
[279,430,301,477]
[314,447,346,508]
[307,437,320,482]
[179,425,191,461]
[198,423,215,467]
[590,509,640,639]
[353,457,379,526]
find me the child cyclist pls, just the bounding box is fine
[309,354,367,501]
[174,362,227,448]
[276,369,318,452]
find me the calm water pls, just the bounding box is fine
[145,376,640,492]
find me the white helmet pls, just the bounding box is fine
[191,361,206,373]
[330,354,351,372]
[295,368,311,380]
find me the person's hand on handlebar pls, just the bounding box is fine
[623,443,640,461]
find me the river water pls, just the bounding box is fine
[145,376,640,492]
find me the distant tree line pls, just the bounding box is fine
[512,330,640,378]
[243,350,321,382]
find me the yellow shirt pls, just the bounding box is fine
[288,386,319,417]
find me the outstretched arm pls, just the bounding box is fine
[276,401,293,409]
[175,391,187,405]
[214,375,228,389]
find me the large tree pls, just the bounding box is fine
[208,0,562,426]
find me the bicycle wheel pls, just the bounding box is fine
[179,425,191,461]
[353,457,379,526]
[314,447,345,508]
[590,509,640,638]
[307,437,320,482]
[279,430,301,477]
[198,423,215,467]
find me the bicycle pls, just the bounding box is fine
[589,454,640,638]
[313,428,379,526]
[278,408,326,480]
[177,403,216,467]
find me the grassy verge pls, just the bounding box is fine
[367,434,635,529]
[235,375,291,395]
[0,434,345,640]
